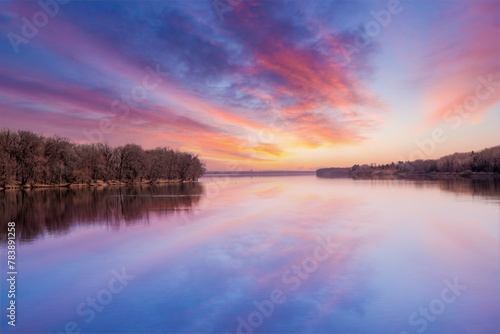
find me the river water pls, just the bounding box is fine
[1,176,498,333]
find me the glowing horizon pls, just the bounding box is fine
[0,0,499,170]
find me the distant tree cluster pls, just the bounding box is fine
[352,145,500,175]
[0,129,206,188]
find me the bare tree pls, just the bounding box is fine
[176,152,196,182]
[44,136,75,184]
[75,144,106,183]
[187,156,206,181]
[0,130,16,188]
[97,143,116,181]
[115,144,145,182]
[11,130,46,186]
[0,129,206,187]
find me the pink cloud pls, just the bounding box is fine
[420,1,500,126]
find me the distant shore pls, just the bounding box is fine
[317,145,500,180]
[316,168,500,179]
[203,171,316,177]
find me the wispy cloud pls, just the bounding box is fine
[419,1,500,126]
[0,0,498,168]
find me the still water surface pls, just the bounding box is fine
[1,176,499,333]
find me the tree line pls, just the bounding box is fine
[351,145,500,175]
[0,129,206,188]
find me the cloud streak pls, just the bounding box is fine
[419,1,500,126]
[0,0,498,168]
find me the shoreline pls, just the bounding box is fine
[316,168,500,180]
[351,171,500,179]
[0,179,200,191]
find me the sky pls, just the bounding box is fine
[0,0,499,171]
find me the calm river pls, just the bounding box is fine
[1,176,499,333]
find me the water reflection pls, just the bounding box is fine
[2,178,497,244]
[0,183,203,242]
[0,176,498,333]
[341,177,500,200]
[435,178,500,199]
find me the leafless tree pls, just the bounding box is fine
[97,143,116,181]
[44,136,75,184]
[0,130,17,187]
[355,145,500,176]
[11,130,46,186]
[0,129,206,187]
[115,144,146,182]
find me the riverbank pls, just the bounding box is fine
[0,179,199,191]
[318,145,500,179]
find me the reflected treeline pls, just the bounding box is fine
[435,178,500,200]
[0,183,203,242]
[352,177,500,200]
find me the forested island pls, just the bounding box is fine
[0,129,206,189]
[317,145,500,179]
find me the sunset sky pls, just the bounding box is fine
[0,0,499,170]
